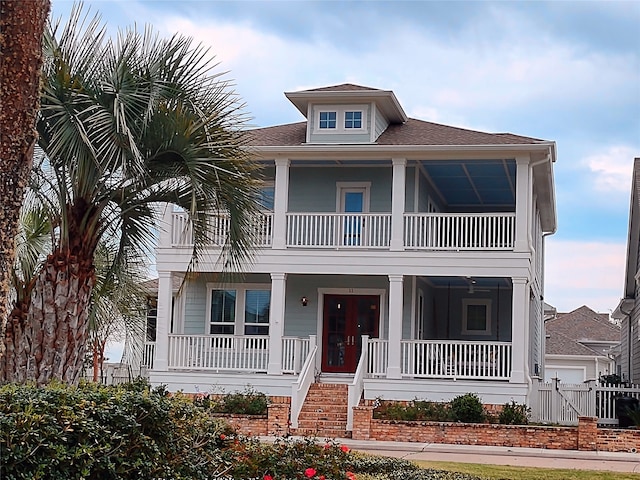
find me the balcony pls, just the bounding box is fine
[169,211,516,251]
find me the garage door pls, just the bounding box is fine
[544,367,585,383]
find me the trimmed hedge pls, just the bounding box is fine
[0,380,232,479]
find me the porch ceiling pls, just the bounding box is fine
[279,158,516,209]
[420,159,516,208]
[426,276,512,289]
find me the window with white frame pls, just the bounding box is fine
[314,105,367,133]
[209,289,236,334]
[319,111,337,129]
[244,290,270,335]
[462,299,491,335]
[207,285,270,336]
[344,111,362,129]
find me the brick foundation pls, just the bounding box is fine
[352,406,640,452]
[212,413,268,436]
[267,403,291,436]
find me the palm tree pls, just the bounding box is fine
[2,5,262,385]
[0,0,50,377]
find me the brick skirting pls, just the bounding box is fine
[352,406,640,453]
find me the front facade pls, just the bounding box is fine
[148,84,557,424]
[614,158,640,383]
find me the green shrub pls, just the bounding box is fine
[449,393,486,423]
[498,400,530,425]
[195,387,269,415]
[0,380,232,480]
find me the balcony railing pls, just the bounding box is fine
[170,211,515,251]
[404,213,515,250]
[171,212,273,247]
[286,213,392,248]
[367,339,512,380]
[165,334,309,373]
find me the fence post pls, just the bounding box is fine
[551,377,560,424]
[529,376,540,422]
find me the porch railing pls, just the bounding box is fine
[142,341,156,369]
[347,335,369,430]
[367,339,512,380]
[171,212,273,247]
[404,213,515,250]
[171,211,516,251]
[282,337,311,374]
[286,213,392,248]
[168,335,269,371]
[291,336,317,429]
[165,334,309,373]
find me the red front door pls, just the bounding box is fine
[322,294,380,373]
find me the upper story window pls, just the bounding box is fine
[344,111,362,129]
[313,105,367,134]
[319,111,337,129]
[258,184,275,210]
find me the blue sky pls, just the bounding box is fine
[52,0,640,315]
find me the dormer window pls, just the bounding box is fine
[313,105,367,134]
[344,111,362,129]
[319,111,337,129]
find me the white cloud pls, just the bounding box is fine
[545,239,626,313]
[584,146,637,194]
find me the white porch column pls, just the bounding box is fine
[268,273,287,374]
[272,157,290,249]
[510,277,530,383]
[154,271,173,371]
[387,274,404,379]
[390,158,407,251]
[514,156,531,252]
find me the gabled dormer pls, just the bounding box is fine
[284,84,407,144]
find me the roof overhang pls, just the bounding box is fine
[284,88,408,123]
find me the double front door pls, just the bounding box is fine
[322,294,379,373]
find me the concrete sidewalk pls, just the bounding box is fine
[339,438,640,473]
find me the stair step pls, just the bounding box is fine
[296,383,351,437]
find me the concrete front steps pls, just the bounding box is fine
[293,383,350,438]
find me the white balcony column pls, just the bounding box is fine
[390,157,407,251]
[387,274,404,379]
[510,277,530,383]
[514,155,531,252]
[272,157,290,249]
[158,203,173,247]
[268,273,287,374]
[154,271,173,371]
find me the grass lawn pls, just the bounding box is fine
[414,460,639,480]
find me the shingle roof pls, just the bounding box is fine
[247,118,544,147]
[301,83,381,92]
[545,305,620,356]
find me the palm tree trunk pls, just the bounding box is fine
[11,250,95,385]
[0,0,51,382]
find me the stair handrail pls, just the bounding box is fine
[291,335,317,429]
[347,335,369,430]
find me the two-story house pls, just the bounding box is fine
[147,84,557,432]
[614,158,640,383]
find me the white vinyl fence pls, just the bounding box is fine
[530,378,640,426]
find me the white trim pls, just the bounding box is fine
[462,298,492,335]
[336,182,371,213]
[313,104,369,134]
[205,282,271,335]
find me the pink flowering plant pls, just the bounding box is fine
[222,436,358,479]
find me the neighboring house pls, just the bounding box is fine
[145,83,558,424]
[613,158,640,383]
[544,305,619,383]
